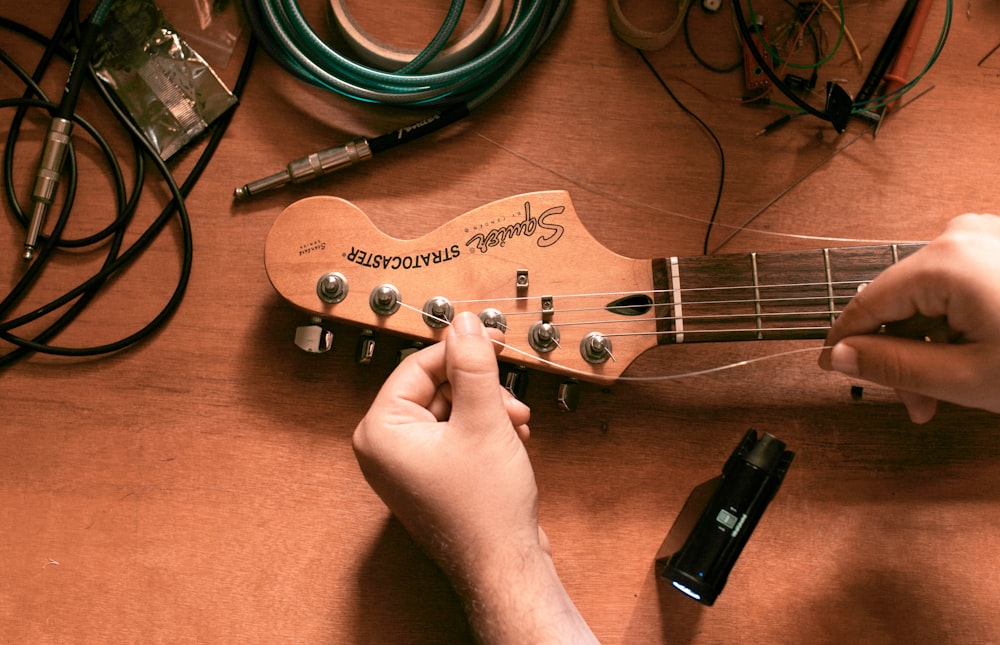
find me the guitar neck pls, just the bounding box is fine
[651,243,925,344]
[264,191,928,383]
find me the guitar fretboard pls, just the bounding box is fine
[652,243,924,344]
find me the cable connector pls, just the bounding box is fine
[233,137,372,199]
[24,117,73,262]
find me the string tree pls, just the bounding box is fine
[516,268,529,295]
[541,295,554,322]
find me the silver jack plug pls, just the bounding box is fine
[24,117,73,261]
[233,137,372,199]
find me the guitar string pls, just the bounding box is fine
[445,87,938,380]
[450,279,864,311]
[448,277,868,305]
[706,87,936,252]
[396,301,832,382]
[392,274,871,367]
[468,304,848,333]
[429,277,869,331]
[471,86,935,250]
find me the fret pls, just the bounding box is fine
[750,252,763,340]
[823,248,835,327]
[662,243,926,343]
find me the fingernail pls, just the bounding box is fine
[452,311,482,336]
[830,342,860,377]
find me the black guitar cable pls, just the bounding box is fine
[0,2,255,368]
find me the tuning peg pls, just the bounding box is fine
[501,365,528,400]
[580,332,613,364]
[556,379,580,412]
[528,321,560,353]
[294,317,334,354]
[316,271,348,304]
[356,329,376,364]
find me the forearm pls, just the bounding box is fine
[449,545,599,645]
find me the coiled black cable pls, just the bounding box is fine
[0,1,255,368]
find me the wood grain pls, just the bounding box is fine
[3,1,1000,643]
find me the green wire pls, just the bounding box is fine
[740,0,951,116]
[747,0,847,70]
[857,0,951,111]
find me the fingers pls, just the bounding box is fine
[896,389,938,424]
[826,334,996,416]
[822,258,927,352]
[359,312,530,437]
[445,312,512,431]
[374,339,449,413]
[428,382,532,436]
[504,390,532,440]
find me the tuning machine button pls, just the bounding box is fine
[501,365,529,400]
[422,297,454,328]
[580,332,613,364]
[479,308,507,332]
[294,317,334,353]
[316,271,348,304]
[528,321,560,353]
[396,342,425,365]
[356,329,376,364]
[557,379,581,412]
[370,284,401,316]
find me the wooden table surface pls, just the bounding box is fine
[3,1,1000,643]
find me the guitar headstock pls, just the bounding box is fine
[264,191,659,383]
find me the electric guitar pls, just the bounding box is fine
[264,190,922,384]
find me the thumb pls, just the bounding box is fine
[445,312,508,428]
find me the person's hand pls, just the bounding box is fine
[819,213,1000,423]
[353,310,536,572]
[353,311,598,644]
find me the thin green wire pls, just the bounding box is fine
[856,0,951,111]
[746,0,951,115]
[747,0,847,70]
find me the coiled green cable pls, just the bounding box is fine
[244,0,569,107]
